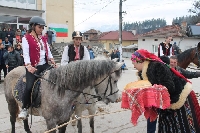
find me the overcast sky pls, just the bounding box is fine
[74,0,195,32]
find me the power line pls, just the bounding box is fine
[75,0,116,27]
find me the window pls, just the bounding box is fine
[18,0,26,3]
[84,35,89,40]
[28,0,35,4]
[0,15,17,23]
[154,39,158,41]
[109,43,113,49]
[142,39,145,41]
[152,45,158,53]
[5,0,16,1]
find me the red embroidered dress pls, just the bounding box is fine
[25,34,49,66]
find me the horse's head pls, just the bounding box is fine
[94,62,123,104]
[191,42,200,67]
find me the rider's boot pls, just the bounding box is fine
[18,108,28,120]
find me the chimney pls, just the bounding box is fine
[132,30,136,35]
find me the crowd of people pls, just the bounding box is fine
[0,39,24,82]
[0,28,27,45]
[0,16,199,132]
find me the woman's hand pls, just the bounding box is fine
[26,65,37,73]
[50,58,55,64]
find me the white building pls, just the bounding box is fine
[138,24,200,55]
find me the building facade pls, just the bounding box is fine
[138,25,200,55]
[0,0,74,43]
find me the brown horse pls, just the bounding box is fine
[177,44,200,69]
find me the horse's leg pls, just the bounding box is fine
[58,118,70,133]
[76,111,83,133]
[71,112,76,126]
[8,101,19,133]
[46,119,57,133]
[88,107,96,133]
[23,119,32,133]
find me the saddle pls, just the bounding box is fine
[13,66,54,108]
[14,75,41,108]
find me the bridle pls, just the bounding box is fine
[94,74,119,101]
[192,47,200,67]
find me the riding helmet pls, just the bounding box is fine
[72,31,82,38]
[29,16,46,27]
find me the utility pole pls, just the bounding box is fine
[119,0,126,62]
[119,0,122,62]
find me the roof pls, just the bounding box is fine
[83,29,98,34]
[140,25,187,38]
[88,31,110,41]
[122,44,138,49]
[99,31,138,41]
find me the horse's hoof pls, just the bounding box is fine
[26,131,32,133]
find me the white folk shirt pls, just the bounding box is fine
[22,37,53,66]
[61,45,90,66]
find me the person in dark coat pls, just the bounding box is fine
[3,37,11,50]
[15,44,24,66]
[111,49,120,62]
[3,46,21,72]
[0,43,7,82]
[132,50,200,133]
[7,28,15,46]
[1,28,7,42]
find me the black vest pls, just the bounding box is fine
[158,42,173,57]
[68,44,84,63]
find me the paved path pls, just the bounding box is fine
[0,58,199,133]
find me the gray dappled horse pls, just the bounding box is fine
[4,59,122,133]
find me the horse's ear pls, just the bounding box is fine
[115,62,123,70]
[198,42,200,49]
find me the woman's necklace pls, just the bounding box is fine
[35,36,43,50]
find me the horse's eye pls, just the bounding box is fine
[114,80,118,83]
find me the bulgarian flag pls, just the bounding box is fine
[48,23,68,37]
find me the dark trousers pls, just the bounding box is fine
[0,64,7,79]
[22,63,50,109]
[8,67,15,72]
[10,41,13,46]
[147,118,157,133]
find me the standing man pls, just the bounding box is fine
[87,45,95,59]
[1,28,7,44]
[3,46,21,72]
[170,55,200,78]
[46,28,54,47]
[0,43,7,82]
[7,28,14,46]
[61,31,90,65]
[173,42,181,55]
[158,35,174,57]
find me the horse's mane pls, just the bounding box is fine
[48,59,117,94]
[177,48,194,63]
